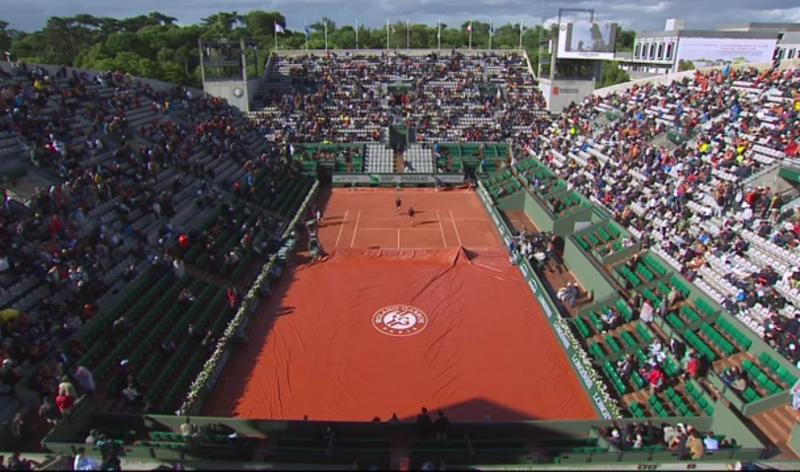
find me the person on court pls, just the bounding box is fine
[408,206,416,227]
[396,196,402,214]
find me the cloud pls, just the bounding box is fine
[1,0,798,35]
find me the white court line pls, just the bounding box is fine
[334,210,349,247]
[449,210,463,247]
[357,228,440,231]
[350,211,361,248]
[332,208,480,213]
[397,229,401,248]
[337,217,488,222]
[473,262,504,273]
[436,210,448,247]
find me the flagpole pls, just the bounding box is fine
[324,22,328,51]
[406,19,410,51]
[437,20,441,51]
[519,19,524,49]
[386,19,390,50]
[274,24,278,51]
[469,21,473,50]
[489,19,493,50]
[538,0,547,77]
[356,19,359,50]
[304,20,309,51]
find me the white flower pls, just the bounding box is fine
[180,183,320,412]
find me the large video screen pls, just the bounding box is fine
[673,37,779,72]
[557,22,618,60]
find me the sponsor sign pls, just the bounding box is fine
[478,179,616,420]
[572,354,594,390]
[332,174,465,184]
[553,321,572,351]
[593,393,613,420]
[477,183,511,245]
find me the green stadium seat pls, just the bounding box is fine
[636,323,653,342]
[743,387,760,403]
[621,331,637,348]
[575,318,592,339]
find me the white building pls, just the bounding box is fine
[621,20,794,78]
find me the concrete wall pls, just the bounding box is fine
[522,192,554,233]
[539,78,596,114]
[563,236,617,301]
[496,190,526,213]
[203,78,260,112]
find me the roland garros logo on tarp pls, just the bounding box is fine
[372,305,428,337]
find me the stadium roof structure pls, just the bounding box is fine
[717,23,800,33]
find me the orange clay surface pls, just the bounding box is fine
[204,189,597,422]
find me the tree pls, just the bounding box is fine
[600,62,631,88]
[241,11,285,38]
[3,11,573,87]
[0,20,13,53]
[616,27,635,52]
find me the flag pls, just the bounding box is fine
[391,26,396,33]
[490,22,495,36]
[436,23,441,39]
[466,23,472,33]
[3,52,10,62]
[275,23,285,34]
[304,24,311,38]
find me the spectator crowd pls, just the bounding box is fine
[0,50,798,468]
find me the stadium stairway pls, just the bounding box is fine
[394,151,404,173]
[750,404,800,455]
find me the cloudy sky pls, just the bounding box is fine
[3,0,800,33]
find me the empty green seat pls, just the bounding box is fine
[743,387,760,403]
[576,318,592,339]
[636,323,653,342]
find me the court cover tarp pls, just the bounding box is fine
[207,248,596,422]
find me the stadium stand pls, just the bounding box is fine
[525,65,800,366]
[0,63,314,429]
[249,51,547,175]
[1,50,799,470]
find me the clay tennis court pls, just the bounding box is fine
[315,188,500,250]
[205,189,597,422]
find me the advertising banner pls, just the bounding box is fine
[478,180,615,420]
[476,182,512,246]
[557,22,618,60]
[519,259,613,420]
[332,173,465,185]
[674,37,778,72]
